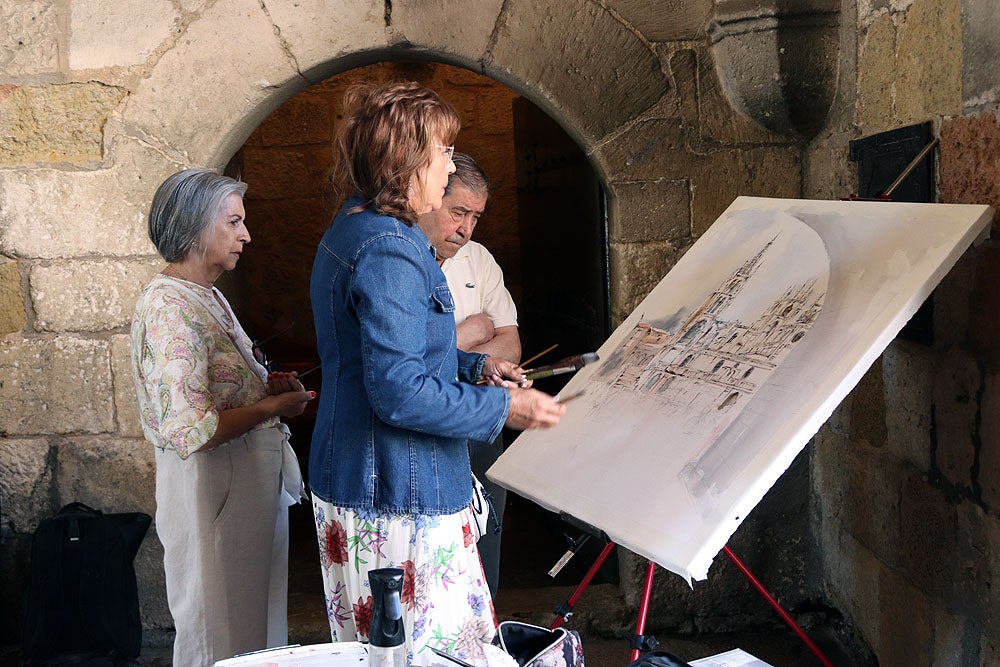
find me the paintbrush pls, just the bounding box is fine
[523,352,599,381]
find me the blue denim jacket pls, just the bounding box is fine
[309,197,511,514]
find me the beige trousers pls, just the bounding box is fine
[155,425,295,667]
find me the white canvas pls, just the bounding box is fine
[488,196,993,583]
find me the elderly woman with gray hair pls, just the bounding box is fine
[130,168,314,666]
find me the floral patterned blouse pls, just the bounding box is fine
[130,275,275,459]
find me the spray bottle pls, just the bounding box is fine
[368,567,406,667]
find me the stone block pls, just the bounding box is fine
[965,249,1000,372]
[933,246,979,351]
[802,132,858,201]
[932,347,980,490]
[255,94,334,147]
[0,259,25,335]
[878,564,933,664]
[963,0,1000,111]
[667,48,700,127]
[612,0,714,41]
[811,428,849,517]
[0,83,126,165]
[608,180,691,244]
[821,530,881,653]
[843,357,887,449]
[975,508,1000,641]
[54,437,156,518]
[855,12,896,135]
[120,0,302,167]
[882,342,933,471]
[608,240,687,326]
[112,335,143,438]
[984,637,1000,667]
[842,442,901,566]
[266,0,385,83]
[0,337,114,435]
[31,259,161,332]
[955,502,996,623]
[0,437,56,533]
[893,0,962,124]
[135,533,171,629]
[689,146,801,235]
[981,373,1000,509]
[488,1,669,146]
[939,114,1000,212]
[897,469,958,599]
[388,0,504,66]
[0,137,181,259]
[596,117,694,183]
[0,2,60,78]
[68,0,178,70]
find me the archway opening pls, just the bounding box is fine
[223,60,613,627]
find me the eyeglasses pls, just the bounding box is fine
[436,145,455,160]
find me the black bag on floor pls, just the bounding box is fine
[20,502,152,666]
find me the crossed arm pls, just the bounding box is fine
[456,313,521,364]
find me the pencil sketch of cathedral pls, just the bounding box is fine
[586,236,826,486]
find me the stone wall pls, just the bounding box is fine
[803,0,1000,663]
[1,0,839,655]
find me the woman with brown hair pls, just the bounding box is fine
[309,82,565,666]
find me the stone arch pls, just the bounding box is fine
[118,1,669,183]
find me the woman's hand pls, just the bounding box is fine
[201,386,315,450]
[267,371,304,395]
[504,387,566,430]
[481,357,531,388]
[263,389,314,418]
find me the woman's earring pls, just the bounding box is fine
[407,184,415,199]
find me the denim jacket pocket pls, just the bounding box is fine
[431,284,455,314]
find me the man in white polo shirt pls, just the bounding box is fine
[418,152,519,598]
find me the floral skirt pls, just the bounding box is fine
[312,495,497,666]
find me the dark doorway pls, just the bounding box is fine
[225,60,612,605]
[499,98,614,590]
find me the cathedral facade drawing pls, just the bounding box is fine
[593,238,825,418]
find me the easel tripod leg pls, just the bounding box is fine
[550,541,616,629]
[722,545,834,667]
[629,560,659,662]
